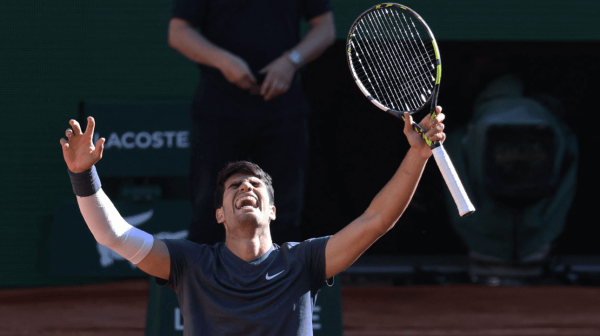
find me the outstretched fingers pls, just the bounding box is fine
[70,119,83,135]
[59,137,69,149]
[63,117,96,147]
[59,116,104,173]
[85,116,96,138]
[93,137,105,161]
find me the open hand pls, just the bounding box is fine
[403,106,446,159]
[59,117,105,173]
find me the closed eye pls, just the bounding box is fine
[226,177,263,189]
[228,182,241,189]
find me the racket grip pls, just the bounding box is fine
[431,146,475,217]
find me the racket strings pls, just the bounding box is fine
[398,10,437,75]
[368,11,424,109]
[377,10,433,106]
[392,10,436,90]
[350,32,399,108]
[361,15,412,109]
[379,10,434,108]
[352,30,425,111]
[354,16,419,110]
[352,26,418,111]
[349,8,436,112]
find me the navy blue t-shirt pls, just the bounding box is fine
[157,237,332,336]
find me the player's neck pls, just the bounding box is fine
[225,229,273,262]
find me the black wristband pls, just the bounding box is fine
[68,166,102,197]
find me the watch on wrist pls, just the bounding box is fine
[288,50,302,66]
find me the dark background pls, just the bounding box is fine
[1,0,599,288]
[97,40,599,257]
[302,40,599,256]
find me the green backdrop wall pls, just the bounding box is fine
[334,0,600,41]
[1,0,599,287]
[0,0,196,287]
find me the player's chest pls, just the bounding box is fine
[212,257,306,289]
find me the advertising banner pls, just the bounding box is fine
[83,101,192,177]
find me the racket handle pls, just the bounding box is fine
[431,146,475,217]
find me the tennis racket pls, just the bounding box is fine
[346,3,475,217]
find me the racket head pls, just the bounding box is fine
[346,3,441,120]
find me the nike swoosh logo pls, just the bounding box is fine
[265,270,284,280]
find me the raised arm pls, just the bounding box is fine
[324,108,446,279]
[60,117,171,280]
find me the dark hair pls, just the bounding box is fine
[214,161,275,209]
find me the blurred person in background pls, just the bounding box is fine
[167,0,335,245]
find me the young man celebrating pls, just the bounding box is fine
[59,108,445,335]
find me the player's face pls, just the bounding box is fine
[216,173,276,228]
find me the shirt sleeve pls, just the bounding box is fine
[290,236,333,293]
[170,0,206,27]
[303,0,333,21]
[155,239,197,290]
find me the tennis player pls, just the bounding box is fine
[59,108,445,335]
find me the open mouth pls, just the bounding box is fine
[235,195,259,210]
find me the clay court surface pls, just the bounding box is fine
[1,279,600,336]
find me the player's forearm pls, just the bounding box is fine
[324,148,427,278]
[167,18,232,71]
[77,190,153,262]
[69,168,154,264]
[363,147,428,233]
[287,12,335,68]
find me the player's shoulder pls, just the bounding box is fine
[278,236,332,256]
[161,238,218,260]
[162,237,212,248]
